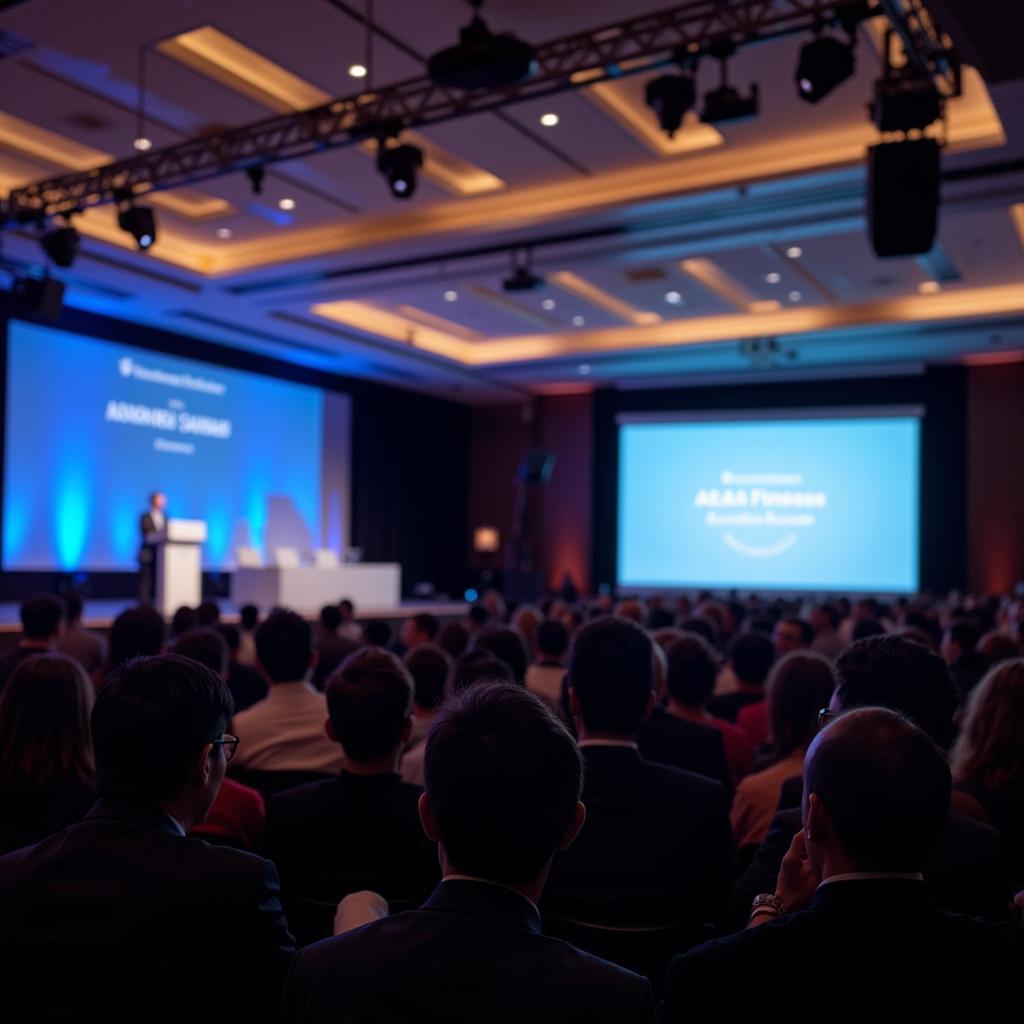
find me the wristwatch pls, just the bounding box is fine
[749,893,787,920]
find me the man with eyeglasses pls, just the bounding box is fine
[0,653,294,1022]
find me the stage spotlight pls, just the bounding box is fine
[645,73,696,138]
[503,265,545,292]
[427,0,536,89]
[701,39,758,125]
[796,34,855,103]
[870,73,942,132]
[118,204,157,250]
[40,224,80,268]
[377,142,423,199]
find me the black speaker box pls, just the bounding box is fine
[868,138,940,258]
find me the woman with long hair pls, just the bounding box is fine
[0,653,96,854]
[952,658,1024,885]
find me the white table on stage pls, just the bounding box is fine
[231,563,401,613]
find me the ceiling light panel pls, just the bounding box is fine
[680,258,782,314]
[550,270,662,325]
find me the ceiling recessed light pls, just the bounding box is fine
[572,315,586,327]
[133,137,152,151]
[788,290,802,302]
[918,280,941,294]
[443,289,458,302]
[785,246,803,259]
[348,63,368,78]
[542,298,556,310]
[216,227,232,239]
[765,271,781,284]
[664,290,683,305]
[540,112,559,127]
[578,363,592,375]
[278,197,296,211]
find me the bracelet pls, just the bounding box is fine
[749,893,786,921]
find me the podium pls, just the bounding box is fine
[155,519,207,616]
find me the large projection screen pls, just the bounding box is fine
[616,409,921,593]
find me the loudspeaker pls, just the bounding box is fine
[518,449,556,485]
[868,138,940,258]
[12,275,65,322]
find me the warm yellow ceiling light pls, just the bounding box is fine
[0,111,112,171]
[550,270,662,325]
[1011,204,1024,251]
[680,258,782,314]
[464,285,559,329]
[148,188,233,219]
[157,26,332,113]
[396,304,484,340]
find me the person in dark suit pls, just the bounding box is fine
[658,708,1022,1022]
[280,682,654,1023]
[138,490,167,605]
[544,617,733,927]
[731,634,1015,924]
[0,594,65,696]
[266,648,439,914]
[0,653,294,1022]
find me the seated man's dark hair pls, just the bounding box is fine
[63,590,84,623]
[108,606,166,668]
[170,605,197,638]
[239,604,260,631]
[424,683,582,884]
[405,644,451,712]
[679,617,718,646]
[852,618,886,642]
[647,607,676,631]
[948,620,982,653]
[835,635,958,748]
[363,619,393,648]
[92,654,233,802]
[568,617,654,735]
[319,604,343,632]
[665,632,720,708]
[806,706,950,871]
[730,631,776,687]
[217,623,240,654]
[171,628,229,678]
[537,619,569,660]
[196,601,220,627]
[326,648,413,761]
[472,625,529,684]
[255,608,313,683]
[410,613,440,641]
[448,649,515,694]
[20,594,65,639]
[437,621,470,660]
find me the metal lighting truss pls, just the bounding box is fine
[5,0,960,221]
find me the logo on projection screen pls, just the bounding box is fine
[118,357,133,377]
[694,471,827,560]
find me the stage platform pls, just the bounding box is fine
[0,598,468,636]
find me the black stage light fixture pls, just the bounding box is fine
[377,141,423,199]
[503,249,544,292]
[868,137,940,257]
[117,203,157,250]
[870,73,943,132]
[701,39,759,125]
[246,165,266,195]
[427,0,536,89]
[796,33,856,103]
[40,223,80,268]
[645,72,697,137]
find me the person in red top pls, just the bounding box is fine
[737,698,769,751]
[664,632,754,786]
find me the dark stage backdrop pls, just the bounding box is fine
[592,368,967,596]
[0,302,469,602]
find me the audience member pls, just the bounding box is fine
[0,654,294,1021]
[772,616,812,658]
[230,609,343,776]
[398,612,440,652]
[851,616,886,641]
[0,594,65,694]
[337,598,362,641]
[448,648,516,694]
[267,648,438,917]
[437,619,470,659]
[481,588,508,622]
[196,600,221,627]
[977,631,1021,667]
[952,659,1024,885]
[659,708,1022,1021]
[56,591,106,674]
[103,605,166,679]
[525,618,569,704]
[362,619,393,648]
[679,616,718,647]
[280,683,654,1023]
[238,603,260,665]
[511,604,543,655]
[311,604,361,690]
[0,654,95,855]
[943,619,989,701]
[218,623,269,711]
[401,643,452,785]
[170,604,198,638]
[730,652,836,852]
[809,603,844,660]
[466,602,491,634]
[545,617,732,926]
[472,624,529,685]
[707,631,775,723]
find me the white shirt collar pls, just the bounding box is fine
[819,871,924,888]
[578,738,638,750]
[441,874,539,915]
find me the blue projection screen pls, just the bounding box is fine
[617,412,921,593]
[3,321,333,571]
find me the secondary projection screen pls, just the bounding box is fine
[617,410,921,593]
[3,320,351,571]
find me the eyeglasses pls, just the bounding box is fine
[818,707,837,729]
[211,734,239,763]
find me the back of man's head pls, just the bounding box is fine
[92,654,233,802]
[537,619,569,660]
[108,606,166,667]
[949,620,982,654]
[239,604,260,632]
[472,625,529,684]
[412,613,440,641]
[805,707,950,872]
[255,609,313,683]
[362,619,393,648]
[63,591,84,624]
[326,648,413,762]
[665,632,719,707]
[424,683,583,884]
[835,634,957,748]
[405,644,451,712]
[196,601,220,627]
[171,628,229,678]
[448,648,515,695]
[319,604,342,633]
[568,616,654,735]
[730,631,776,687]
[20,594,65,640]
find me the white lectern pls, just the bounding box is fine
[155,519,207,616]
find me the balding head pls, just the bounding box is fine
[804,707,950,876]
